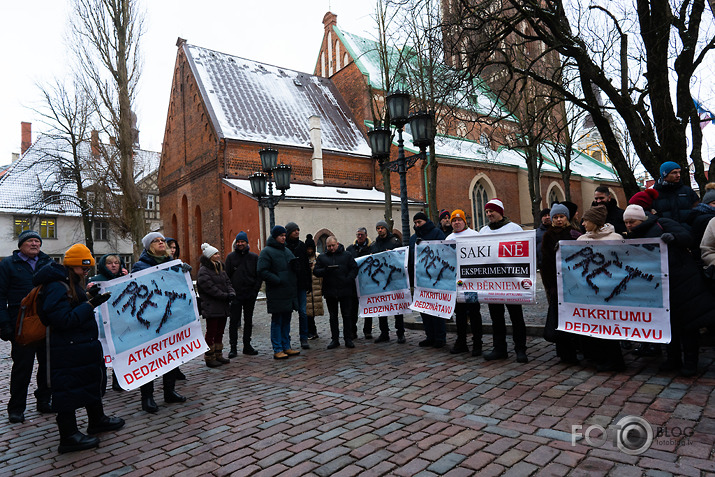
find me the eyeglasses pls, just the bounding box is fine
[152,238,166,244]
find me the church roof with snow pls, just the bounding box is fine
[182,43,371,157]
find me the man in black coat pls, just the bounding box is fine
[0,230,54,423]
[225,231,261,357]
[313,236,359,349]
[347,227,374,339]
[369,221,406,343]
[409,212,447,348]
[285,222,312,350]
[592,185,626,234]
[653,161,700,225]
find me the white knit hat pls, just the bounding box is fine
[623,204,647,221]
[201,242,219,259]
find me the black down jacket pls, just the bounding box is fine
[313,244,358,298]
[225,243,261,300]
[627,216,715,331]
[34,261,103,413]
[197,256,235,319]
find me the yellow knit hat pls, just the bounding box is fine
[64,244,96,267]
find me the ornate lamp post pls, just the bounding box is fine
[367,91,435,245]
[248,147,292,230]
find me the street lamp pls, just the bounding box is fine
[367,91,436,245]
[248,147,291,230]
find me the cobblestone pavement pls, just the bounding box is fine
[1,290,714,476]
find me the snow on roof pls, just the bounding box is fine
[335,28,513,120]
[0,134,160,216]
[224,178,422,205]
[184,44,372,157]
[367,120,619,181]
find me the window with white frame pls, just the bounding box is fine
[146,194,156,210]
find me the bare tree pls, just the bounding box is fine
[70,0,146,255]
[27,78,100,253]
[443,0,715,196]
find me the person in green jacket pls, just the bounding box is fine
[257,225,300,360]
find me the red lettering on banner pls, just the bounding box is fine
[498,241,529,257]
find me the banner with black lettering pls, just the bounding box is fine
[410,241,457,319]
[96,260,208,390]
[556,239,671,343]
[355,247,411,317]
[456,231,536,304]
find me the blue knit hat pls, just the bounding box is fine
[660,161,681,178]
[550,203,570,220]
[17,230,42,248]
[271,225,287,238]
[235,231,248,243]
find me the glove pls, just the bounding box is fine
[0,323,13,342]
[660,233,675,244]
[181,263,192,273]
[89,292,112,308]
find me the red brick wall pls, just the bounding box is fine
[222,185,262,253]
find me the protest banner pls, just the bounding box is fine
[456,230,536,304]
[410,241,457,319]
[355,247,411,317]
[97,259,208,390]
[556,238,670,343]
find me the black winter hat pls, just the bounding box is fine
[413,211,429,222]
[305,234,316,250]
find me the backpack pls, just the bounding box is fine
[15,282,70,345]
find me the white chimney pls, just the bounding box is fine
[309,115,324,185]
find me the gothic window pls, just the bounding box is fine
[479,133,491,149]
[472,181,489,230]
[335,41,341,70]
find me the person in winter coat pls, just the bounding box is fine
[652,161,700,225]
[688,185,715,260]
[285,222,312,350]
[0,230,53,424]
[576,205,627,372]
[592,186,626,234]
[198,243,235,367]
[35,244,124,453]
[313,236,359,349]
[701,216,715,267]
[446,210,482,356]
[409,211,447,348]
[541,204,582,364]
[347,227,374,339]
[132,232,189,413]
[370,220,406,343]
[225,231,261,357]
[478,199,529,363]
[535,209,551,269]
[579,205,624,241]
[305,235,324,340]
[624,204,714,376]
[438,209,453,236]
[257,225,300,360]
[88,254,128,392]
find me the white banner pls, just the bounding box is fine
[97,260,208,390]
[556,239,671,343]
[355,247,411,317]
[456,230,536,304]
[410,241,457,319]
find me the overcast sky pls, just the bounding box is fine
[0,0,377,165]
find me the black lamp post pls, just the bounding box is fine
[367,91,436,245]
[248,147,292,230]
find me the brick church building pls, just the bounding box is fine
[158,12,622,267]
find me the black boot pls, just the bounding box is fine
[163,375,186,404]
[140,382,159,413]
[484,348,508,361]
[57,411,99,454]
[243,343,258,355]
[327,340,340,349]
[174,367,187,380]
[111,373,123,392]
[471,341,482,357]
[228,347,238,359]
[681,352,698,377]
[450,340,469,354]
[86,403,125,435]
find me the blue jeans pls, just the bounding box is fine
[270,312,292,353]
[297,290,309,342]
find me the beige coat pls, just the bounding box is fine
[701,217,715,267]
[307,254,324,317]
[576,223,624,241]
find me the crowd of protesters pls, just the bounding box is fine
[1,160,714,453]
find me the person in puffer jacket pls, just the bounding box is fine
[198,243,235,368]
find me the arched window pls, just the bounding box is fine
[181,196,190,264]
[547,183,565,206]
[314,229,333,254]
[472,181,489,230]
[335,41,341,70]
[194,205,202,252]
[171,214,178,239]
[228,191,232,210]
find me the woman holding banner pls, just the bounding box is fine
[623,205,714,377]
[34,244,124,453]
[132,232,189,413]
